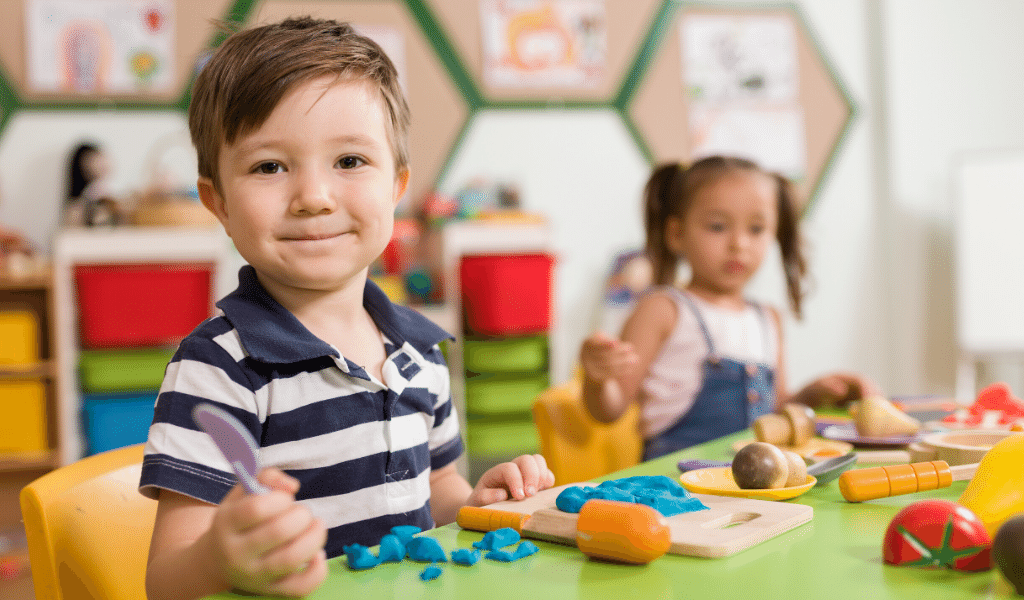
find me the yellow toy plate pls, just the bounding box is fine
[679,467,816,501]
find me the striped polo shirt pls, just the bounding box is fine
[140,266,461,557]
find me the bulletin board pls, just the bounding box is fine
[0,0,235,105]
[422,0,663,104]
[625,3,855,214]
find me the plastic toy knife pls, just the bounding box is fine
[192,403,269,495]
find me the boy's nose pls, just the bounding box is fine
[291,168,336,215]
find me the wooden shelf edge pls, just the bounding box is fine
[0,451,59,472]
[0,362,55,379]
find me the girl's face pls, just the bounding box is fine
[668,170,778,300]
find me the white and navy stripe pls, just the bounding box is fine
[140,266,460,557]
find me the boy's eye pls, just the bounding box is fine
[254,161,283,174]
[706,222,726,232]
[338,156,365,169]
[750,224,765,235]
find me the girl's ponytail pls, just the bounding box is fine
[774,173,807,319]
[644,163,684,285]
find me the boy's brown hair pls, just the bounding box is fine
[189,16,411,191]
[643,156,809,318]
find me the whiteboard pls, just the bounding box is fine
[955,151,1024,353]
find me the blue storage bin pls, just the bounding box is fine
[82,392,157,455]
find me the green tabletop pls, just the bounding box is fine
[205,430,1015,599]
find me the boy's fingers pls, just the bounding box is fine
[258,468,301,494]
[515,455,541,497]
[257,518,328,581]
[229,490,297,532]
[266,549,328,598]
[245,504,318,557]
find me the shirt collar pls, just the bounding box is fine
[216,265,452,364]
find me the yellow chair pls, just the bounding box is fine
[20,444,155,600]
[532,373,643,484]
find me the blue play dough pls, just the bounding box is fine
[555,475,708,516]
[450,548,481,566]
[342,543,382,570]
[407,537,448,563]
[485,541,540,562]
[419,565,443,581]
[390,525,422,545]
[472,527,521,551]
[376,534,406,563]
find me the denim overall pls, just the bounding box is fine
[642,291,775,460]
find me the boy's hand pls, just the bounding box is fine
[580,332,639,382]
[209,468,328,597]
[467,454,556,506]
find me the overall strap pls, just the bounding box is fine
[670,288,717,356]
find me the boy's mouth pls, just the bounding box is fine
[282,232,346,241]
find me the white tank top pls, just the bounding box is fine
[639,288,778,438]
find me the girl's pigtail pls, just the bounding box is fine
[644,163,683,286]
[774,173,807,319]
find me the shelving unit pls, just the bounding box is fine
[0,269,60,536]
[53,227,240,464]
[438,220,555,479]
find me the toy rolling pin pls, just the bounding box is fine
[457,499,671,564]
[838,460,977,502]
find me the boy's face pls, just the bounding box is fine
[198,77,409,296]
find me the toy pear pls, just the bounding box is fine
[959,432,1024,538]
[852,395,920,438]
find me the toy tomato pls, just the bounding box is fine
[883,500,992,571]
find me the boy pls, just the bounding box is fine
[140,17,554,600]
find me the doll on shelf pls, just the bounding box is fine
[63,142,122,227]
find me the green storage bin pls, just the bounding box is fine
[78,347,176,393]
[464,372,548,416]
[466,417,540,457]
[463,336,547,374]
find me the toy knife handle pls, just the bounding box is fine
[456,506,530,534]
[838,460,953,502]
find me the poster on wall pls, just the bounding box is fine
[680,14,805,180]
[480,0,607,89]
[26,0,175,94]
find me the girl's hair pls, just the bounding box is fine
[643,155,808,318]
[68,143,100,201]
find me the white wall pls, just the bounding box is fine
[2,1,1023,401]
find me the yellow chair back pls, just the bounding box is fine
[19,444,155,600]
[532,374,642,484]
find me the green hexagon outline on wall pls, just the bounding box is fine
[617,0,858,215]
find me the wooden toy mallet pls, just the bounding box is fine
[456,499,671,564]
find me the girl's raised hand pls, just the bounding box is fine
[209,468,328,597]
[467,454,556,506]
[795,372,882,408]
[580,331,639,382]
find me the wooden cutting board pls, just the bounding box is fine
[484,483,813,558]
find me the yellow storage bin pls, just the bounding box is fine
[0,379,48,453]
[0,310,39,365]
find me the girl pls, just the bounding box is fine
[581,156,878,460]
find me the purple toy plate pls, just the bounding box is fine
[820,423,919,447]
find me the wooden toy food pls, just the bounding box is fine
[782,450,807,487]
[837,460,975,502]
[751,403,816,447]
[851,395,921,437]
[882,499,992,571]
[731,442,789,489]
[958,432,1024,538]
[458,499,670,564]
[993,514,1024,594]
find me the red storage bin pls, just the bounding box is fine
[459,253,554,336]
[74,263,213,348]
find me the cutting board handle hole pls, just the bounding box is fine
[702,512,760,530]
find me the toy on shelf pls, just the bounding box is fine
[64,142,124,228]
[942,382,1024,429]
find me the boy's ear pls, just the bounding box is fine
[393,168,410,207]
[197,177,229,227]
